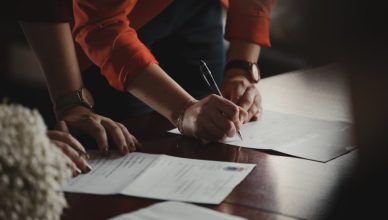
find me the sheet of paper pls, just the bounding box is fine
[63,152,255,204]
[169,110,355,162]
[63,152,158,194]
[109,201,247,220]
[122,155,255,204]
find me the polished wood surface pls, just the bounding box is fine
[62,65,356,220]
[258,64,352,122]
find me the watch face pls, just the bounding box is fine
[80,88,94,108]
[251,64,260,82]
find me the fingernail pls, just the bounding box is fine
[80,150,90,159]
[79,151,90,159]
[75,168,82,175]
[85,163,92,173]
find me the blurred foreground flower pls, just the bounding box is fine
[0,103,72,220]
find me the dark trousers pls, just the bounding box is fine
[83,0,225,121]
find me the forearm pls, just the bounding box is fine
[20,22,83,101]
[227,40,261,63]
[126,64,195,126]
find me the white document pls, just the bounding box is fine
[63,152,255,204]
[109,201,247,220]
[169,110,355,162]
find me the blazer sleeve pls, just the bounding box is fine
[72,0,158,91]
[225,0,273,47]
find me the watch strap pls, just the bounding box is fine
[53,88,93,113]
[225,59,260,83]
[225,60,255,71]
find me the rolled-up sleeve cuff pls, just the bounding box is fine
[101,42,158,91]
[225,14,271,48]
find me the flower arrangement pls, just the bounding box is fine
[0,103,72,220]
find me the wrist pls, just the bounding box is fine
[55,105,93,120]
[176,99,197,135]
[224,69,248,81]
[224,60,261,84]
[53,87,94,119]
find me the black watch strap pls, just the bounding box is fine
[225,60,254,71]
[225,60,260,83]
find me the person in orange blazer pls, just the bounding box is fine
[70,0,273,141]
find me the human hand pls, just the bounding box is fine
[56,106,140,155]
[47,128,91,176]
[222,72,262,123]
[180,95,248,141]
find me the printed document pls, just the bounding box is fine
[109,201,247,220]
[169,110,355,162]
[63,152,255,204]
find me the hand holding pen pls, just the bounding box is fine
[199,60,245,140]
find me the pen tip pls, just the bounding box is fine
[238,131,243,140]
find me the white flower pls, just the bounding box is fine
[0,103,72,220]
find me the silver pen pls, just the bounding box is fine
[199,60,243,140]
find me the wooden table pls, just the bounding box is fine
[62,64,357,220]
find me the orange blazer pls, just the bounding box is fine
[73,0,273,91]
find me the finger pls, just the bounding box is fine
[52,140,91,174]
[247,95,262,122]
[117,123,139,152]
[206,119,229,140]
[101,119,128,155]
[238,107,249,124]
[251,103,263,121]
[69,161,82,177]
[56,120,70,133]
[227,88,242,104]
[47,130,89,159]
[196,121,227,141]
[238,86,257,110]
[208,95,239,122]
[206,107,237,137]
[247,104,258,121]
[79,119,109,152]
[61,152,80,177]
[222,83,245,103]
[67,160,81,177]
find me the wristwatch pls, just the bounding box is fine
[53,87,94,113]
[224,60,260,83]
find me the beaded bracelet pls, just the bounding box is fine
[177,99,197,135]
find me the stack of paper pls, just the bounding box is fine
[109,201,247,220]
[63,152,255,204]
[169,110,356,162]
